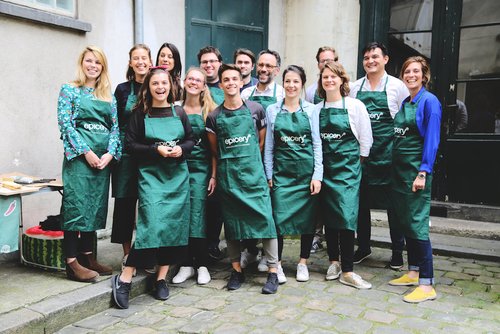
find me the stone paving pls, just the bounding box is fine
[56,241,499,334]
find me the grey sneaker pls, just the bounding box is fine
[240,250,260,269]
[339,272,372,289]
[326,263,341,280]
[296,263,310,282]
[277,263,287,284]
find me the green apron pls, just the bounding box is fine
[61,92,113,231]
[391,94,431,240]
[186,113,210,238]
[135,106,190,248]
[356,77,393,208]
[209,86,225,105]
[216,103,277,240]
[112,81,139,198]
[313,89,323,105]
[319,98,361,231]
[249,83,277,111]
[272,101,317,235]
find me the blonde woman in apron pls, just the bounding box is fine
[112,67,195,309]
[57,45,120,282]
[389,56,441,303]
[172,67,217,285]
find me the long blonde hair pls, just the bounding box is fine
[182,67,217,121]
[72,45,112,102]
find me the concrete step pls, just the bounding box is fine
[432,200,500,224]
[371,210,500,240]
[371,226,500,263]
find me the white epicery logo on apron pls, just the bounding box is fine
[369,112,383,121]
[224,134,252,147]
[321,132,346,141]
[195,138,202,146]
[83,123,108,133]
[280,135,306,144]
[394,127,410,137]
[156,140,179,147]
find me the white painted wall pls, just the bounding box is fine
[281,0,360,87]
[0,0,134,229]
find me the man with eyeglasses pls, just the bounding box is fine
[198,46,224,105]
[241,49,285,110]
[305,46,339,104]
[233,48,259,92]
[349,42,409,269]
[197,46,225,263]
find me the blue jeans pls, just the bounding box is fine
[406,237,434,285]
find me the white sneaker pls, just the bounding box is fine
[197,266,211,285]
[339,272,372,289]
[257,256,269,272]
[296,263,309,282]
[172,266,195,283]
[121,254,136,277]
[240,250,260,269]
[277,264,287,284]
[326,263,342,280]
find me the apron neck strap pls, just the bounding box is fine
[280,99,304,113]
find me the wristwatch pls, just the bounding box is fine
[417,173,426,180]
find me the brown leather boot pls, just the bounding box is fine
[66,259,99,282]
[78,253,113,275]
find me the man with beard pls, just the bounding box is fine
[198,46,224,105]
[233,48,258,92]
[241,49,285,109]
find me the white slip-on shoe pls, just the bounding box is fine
[172,266,195,284]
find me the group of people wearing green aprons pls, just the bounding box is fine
[58,42,441,309]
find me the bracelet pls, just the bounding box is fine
[210,176,216,180]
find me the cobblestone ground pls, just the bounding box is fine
[57,241,499,334]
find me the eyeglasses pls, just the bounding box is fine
[257,63,277,69]
[318,59,337,65]
[200,59,219,65]
[185,77,205,85]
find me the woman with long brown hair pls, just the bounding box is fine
[112,67,195,309]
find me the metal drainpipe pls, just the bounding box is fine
[134,0,144,44]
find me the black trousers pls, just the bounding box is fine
[277,234,314,261]
[206,192,223,248]
[357,181,405,253]
[182,237,209,268]
[125,244,188,269]
[325,227,355,273]
[111,197,137,244]
[63,231,95,259]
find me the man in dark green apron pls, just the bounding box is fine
[349,42,409,268]
[206,64,279,294]
[198,46,225,105]
[198,46,225,262]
